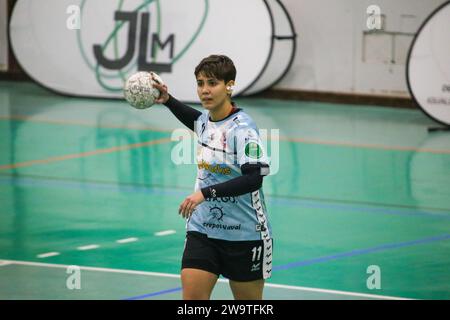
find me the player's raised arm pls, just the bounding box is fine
[153,78,202,132]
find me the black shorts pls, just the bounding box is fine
[181,231,273,282]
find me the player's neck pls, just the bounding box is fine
[209,100,234,122]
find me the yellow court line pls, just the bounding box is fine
[1,115,450,154]
[0,137,172,171]
[0,114,173,133]
[278,136,450,155]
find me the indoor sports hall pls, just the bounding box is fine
[1,0,449,300]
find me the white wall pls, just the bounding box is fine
[277,0,447,97]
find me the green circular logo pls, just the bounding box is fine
[245,142,263,159]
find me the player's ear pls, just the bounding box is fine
[226,81,235,92]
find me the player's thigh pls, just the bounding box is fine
[181,268,219,300]
[229,279,265,300]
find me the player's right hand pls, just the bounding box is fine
[152,77,170,104]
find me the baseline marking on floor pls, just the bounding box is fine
[0,259,409,300]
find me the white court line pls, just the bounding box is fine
[263,282,411,300]
[0,259,180,279]
[154,230,176,237]
[0,259,411,300]
[37,252,60,259]
[116,237,139,244]
[77,245,100,251]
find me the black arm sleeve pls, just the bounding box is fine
[163,95,202,131]
[200,163,269,199]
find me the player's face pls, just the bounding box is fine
[196,73,229,110]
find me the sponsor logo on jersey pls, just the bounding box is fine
[245,142,263,159]
[202,222,241,231]
[198,160,231,175]
[210,205,224,221]
[205,196,237,204]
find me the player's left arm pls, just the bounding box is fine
[201,163,269,198]
[178,163,269,218]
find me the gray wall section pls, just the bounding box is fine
[0,0,8,71]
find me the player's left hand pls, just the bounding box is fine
[179,191,205,219]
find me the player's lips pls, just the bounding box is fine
[202,97,213,103]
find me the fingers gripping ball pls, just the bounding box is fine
[123,71,165,109]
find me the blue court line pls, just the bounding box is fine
[0,175,188,197]
[269,197,450,219]
[273,233,450,271]
[1,175,449,220]
[124,287,182,300]
[123,233,450,300]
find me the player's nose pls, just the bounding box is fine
[201,85,211,95]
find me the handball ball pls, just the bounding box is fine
[123,71,164,109]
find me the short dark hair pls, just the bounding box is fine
[194,55,236,83]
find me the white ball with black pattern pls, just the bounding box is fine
[123,71,164,109]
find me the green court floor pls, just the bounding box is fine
[0,81,449,299]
